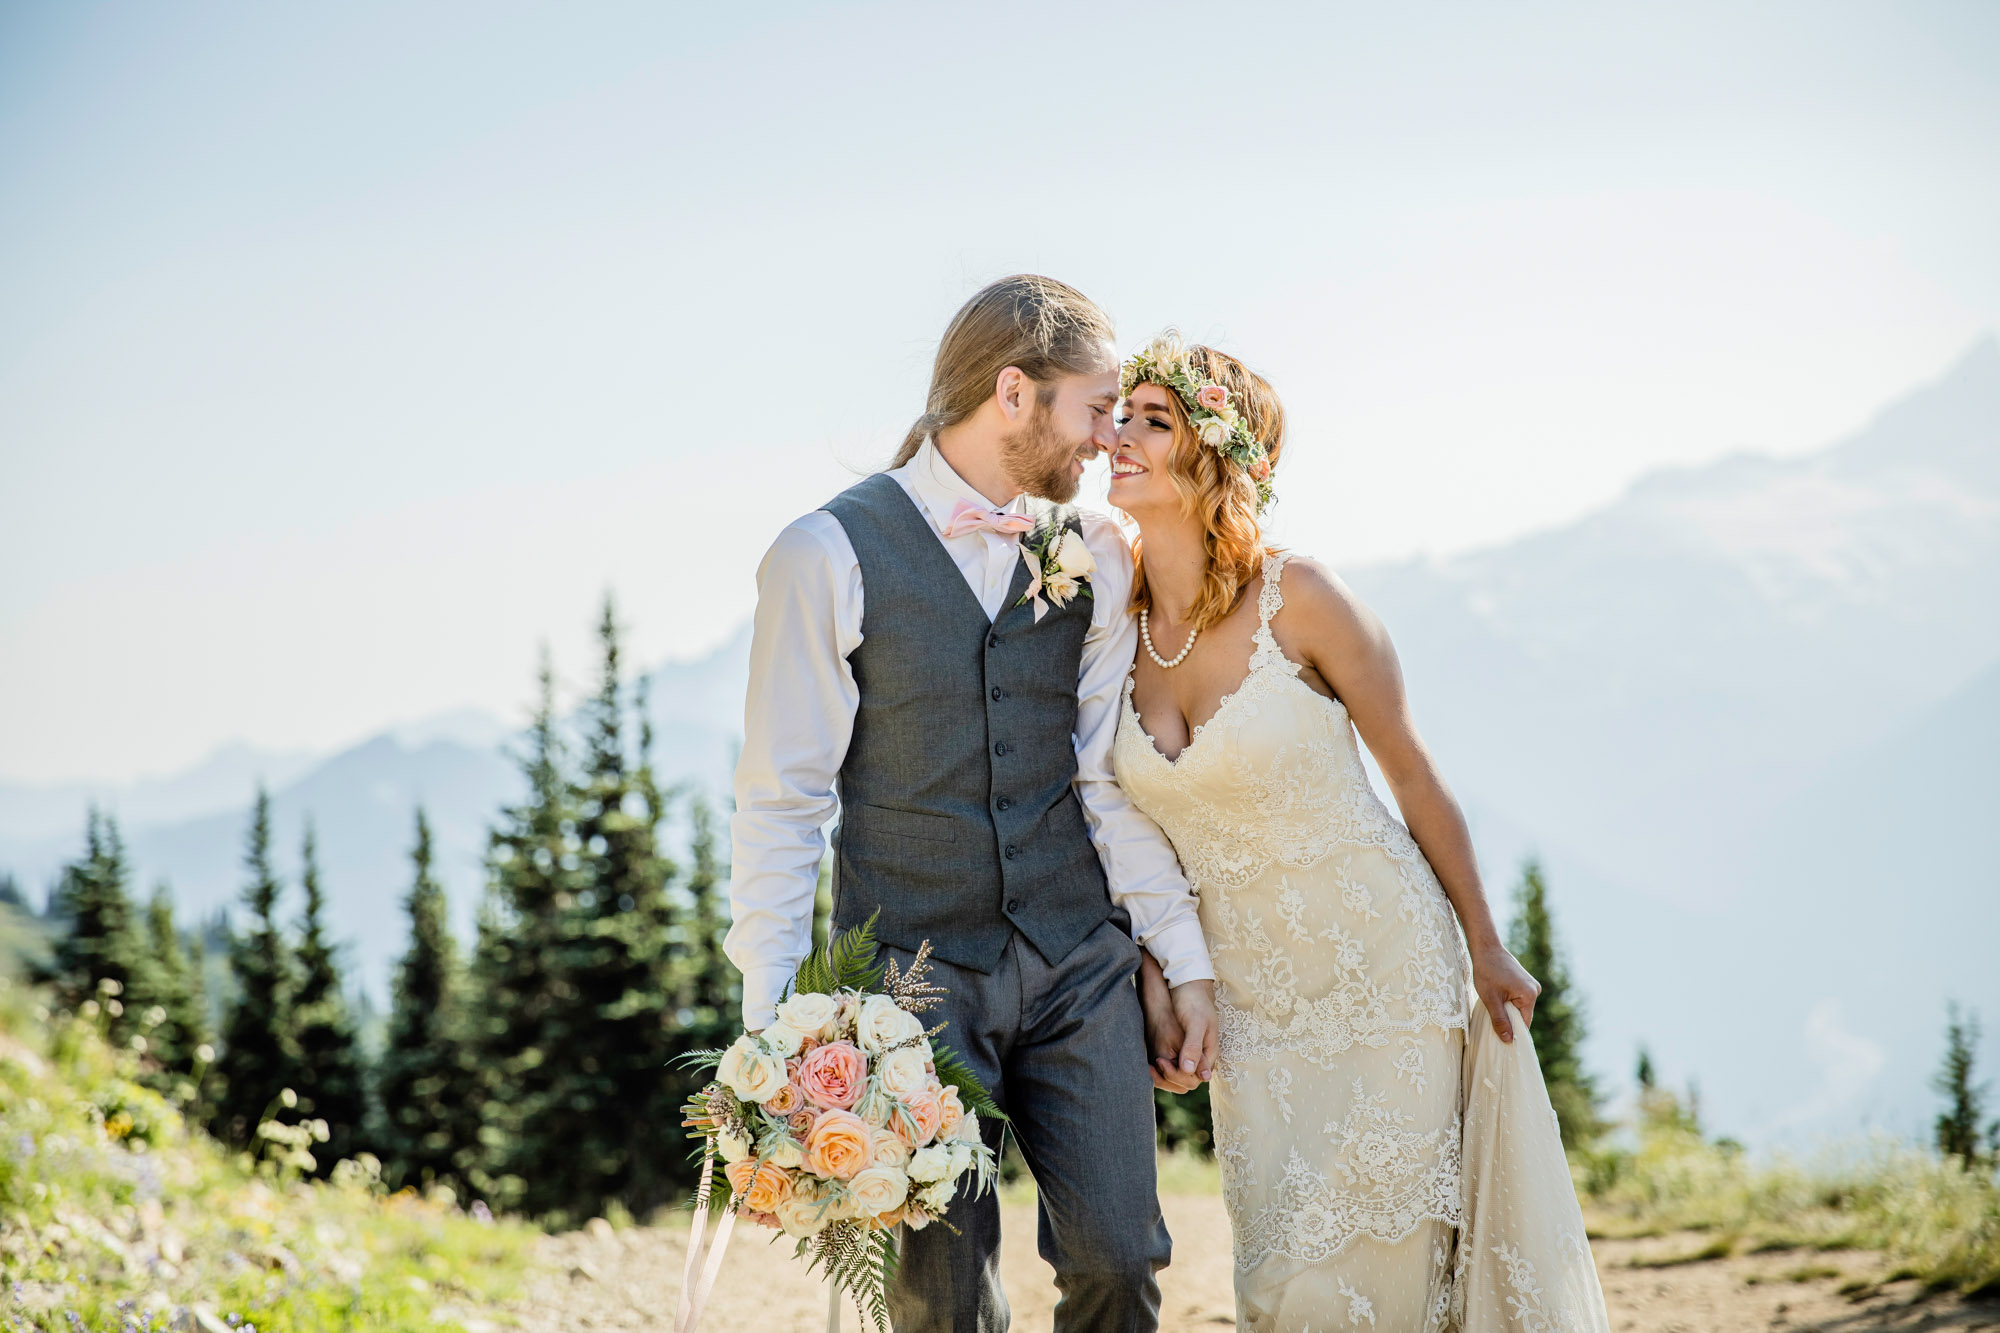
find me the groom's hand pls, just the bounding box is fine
[1167,979,1218,1090]
[1138,951,1197,1093]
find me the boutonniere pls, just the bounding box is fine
[1017,524,1095,622]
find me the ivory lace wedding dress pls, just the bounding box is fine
[1115,553,1610,1332]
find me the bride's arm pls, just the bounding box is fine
[1275,558,1541,1041]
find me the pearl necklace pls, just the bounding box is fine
[1139,609,1198,669]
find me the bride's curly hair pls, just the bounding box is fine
[1126,343,1286,633]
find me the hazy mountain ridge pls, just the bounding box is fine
[1,338,1994,1141]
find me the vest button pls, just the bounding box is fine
[1004,845,1018,859]
[1006,898,1022,912]
[991,686,1004,701]
[995,797,1012,811]
[993,740,1007,756]
[988,634,1000,649]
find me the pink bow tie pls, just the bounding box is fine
[944,499,1035,539]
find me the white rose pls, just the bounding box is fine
[1051,529,1096,581]
[878,1047,931,1097]
[1197,416,1233,448]
[767,1136,805,1170]
[717,1035,787,1103]
[759,1020,804,1059]
[774,1190,828,1238]
[1143,333,1183,370]
[869,1128,911,1169]
[947,1141,974,1178]
[955,1110,982,1144]
[1043,573,1079,605]
[918,1178,957,1212]
[846,1166,910,1217]
[717,1130,750,1164]
[824,1189,866,1222]
[907,1145,952,1184]
[775,991,839,1040]
[856,994,923,1054]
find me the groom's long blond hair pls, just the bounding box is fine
[891,275,1118,468]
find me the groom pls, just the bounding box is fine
[725,274,1217,1332]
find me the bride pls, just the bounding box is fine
[1110,333,1611,1332]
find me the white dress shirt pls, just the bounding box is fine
[725,440,1213,1027]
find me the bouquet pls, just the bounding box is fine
[676,914,1001,1332]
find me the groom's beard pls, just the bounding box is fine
[1000,402,1089,503]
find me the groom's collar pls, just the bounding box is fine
[899,438,1032,537]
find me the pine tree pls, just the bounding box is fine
[0,870,26,911]
[1505,859,1601,1147]
[214,788,299,1146]
[127,883,210,1101]
[527,596,683,1222]
[471,648,585,1213]
[50,808,144,1031]
[290,822,368,1171]
[378,808,480,1193]
[1934,1001,1996,1167]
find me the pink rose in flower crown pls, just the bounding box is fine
[763,1081,806,1117]
[805,1109,873,1179]
[1195,384,1229,412]
[799,1040,867,1110]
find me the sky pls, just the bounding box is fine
[2,1,1997,784]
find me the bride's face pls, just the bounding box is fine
[1109,382,1179,517]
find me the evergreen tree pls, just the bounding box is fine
[0,870,25,911]
[1934,1001,1997,1167]
[1505,859,1601,1147]
[50,808,144,1031]
[525,596,683,1222]
[127,883,210,1100]
[379,808,480,1192]
[471,649,585,1213]
[290,822,368,1171]
[214,788,299,1146]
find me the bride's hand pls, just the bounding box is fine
[1139,950,1199,1093]
[1472,942,1541,1043]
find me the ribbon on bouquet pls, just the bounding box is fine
[676,1144,853,1333]
[674,1143,738,1333]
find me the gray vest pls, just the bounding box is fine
[823,473,1114,974]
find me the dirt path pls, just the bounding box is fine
[495,1197,1997,1332]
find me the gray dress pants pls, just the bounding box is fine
[878,920,1171,1333]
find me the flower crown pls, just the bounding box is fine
[1120,331,1274,510]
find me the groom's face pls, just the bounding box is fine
[1000,362,1121,503]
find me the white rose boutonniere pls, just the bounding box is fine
[1016,522,1095,623]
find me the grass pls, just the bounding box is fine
[1577,1110,2000,1295]
[0,976,536,1332]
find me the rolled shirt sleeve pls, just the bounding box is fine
[1069,511,1215,986]
[723,513,863,1028]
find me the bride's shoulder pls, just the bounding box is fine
[1266,553,1391,649]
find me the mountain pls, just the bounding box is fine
[0,631,749,997]
[1,339,1993,1144]
[1342,334,2000,1142]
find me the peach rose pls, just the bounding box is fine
[936,1086,965,1142]
[1196,384,1229,412]
[805,1109,873,1180]
[724,1157,758,1198]
[787,1109,819,1139]
[798,1040,867,1110]
[904,1087,944,1147]
[762,1081,805,1117]
[743,1161,794,1213]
